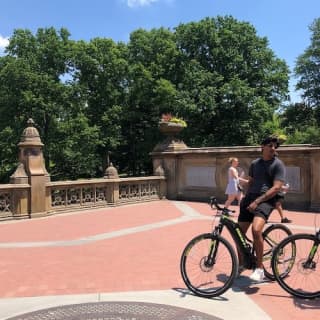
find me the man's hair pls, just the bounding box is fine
[261,136,280,149]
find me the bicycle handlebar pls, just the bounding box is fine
[209,196,235,216]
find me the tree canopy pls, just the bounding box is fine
[0,16,293,182]
[278,17,320,144]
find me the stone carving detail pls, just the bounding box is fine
[67,188,81,205]
[119,181,159,201]
[104,163,119,179]
[51,185,111,208]
[0,192,10,213]
[96,187,107,202]
[51,189,66,207]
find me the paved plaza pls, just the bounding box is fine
[0,200,319,319]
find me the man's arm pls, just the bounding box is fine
[253,179,283,205]
[247,179,284,212]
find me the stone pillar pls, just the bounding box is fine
[104,163,120,204]
[152,154,178,199]
[154,163,167,199]
[9,163,29,218]
[310,150,320,211]
[13,119,50,217]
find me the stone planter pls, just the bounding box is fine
[153,121,187,152]
[159,121,185,135]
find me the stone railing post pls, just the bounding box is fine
[104,163,119,204]
[310,149,320,211]
[151,155,178,199]
[9,164,29,218]
[154,163,167,199]
[11,119,50,217]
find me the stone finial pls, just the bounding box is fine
[18,118,44,147]
[10,163,28,184]
[154,164,165,176]
[104,163,119,179]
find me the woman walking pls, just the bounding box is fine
[224,157,247,210]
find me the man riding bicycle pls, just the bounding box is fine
[238,136,286,281]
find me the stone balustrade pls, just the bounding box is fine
[0,184,30,220]
[2,118,320,221]
[0,119,166,221]
[0,176,166,221]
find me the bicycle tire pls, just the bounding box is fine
[272,233,320,299]
[262,224,292,280]
[180,233,237,298]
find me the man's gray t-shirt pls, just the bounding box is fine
[247,157,286,195]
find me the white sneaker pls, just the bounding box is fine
[249,268,265,282]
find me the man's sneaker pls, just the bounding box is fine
[281,217,292,223]
[249,268,265,282]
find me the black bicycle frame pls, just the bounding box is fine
[212,214,254,268]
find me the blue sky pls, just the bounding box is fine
[1,0,319,102]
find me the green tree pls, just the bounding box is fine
[0,28,101,181]
[71,38,128,174]
[280,19,320,144]
[50,113,100,180]
[174,16,290,146]
[0,18,292,181]
[123,28,180,174]
[295,18,320,112]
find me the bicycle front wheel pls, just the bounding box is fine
[180,233,237,298]
[272,233,320,299]
[262,224,292,280]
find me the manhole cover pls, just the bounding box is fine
[6,301,221,320]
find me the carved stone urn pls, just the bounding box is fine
[158,121,185,135]
[153,121,187,152]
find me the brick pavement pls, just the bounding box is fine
[0,200,318,319]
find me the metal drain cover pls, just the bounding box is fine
[6,301,221,320]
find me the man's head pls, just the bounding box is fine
[261,136,280,159]
[261,136,280,149]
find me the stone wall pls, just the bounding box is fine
[151,144,320,211]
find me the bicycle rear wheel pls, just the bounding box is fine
[180,233,237,298]
[262,224,292,280]
[272,233,320,299]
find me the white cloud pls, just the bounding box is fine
[0,35,9,51]
[127,0,159,8]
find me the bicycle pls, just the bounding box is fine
[180,196,292,298]
[272,227,320,299]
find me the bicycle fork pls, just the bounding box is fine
[203,238,219,268]
[303,242,318,270]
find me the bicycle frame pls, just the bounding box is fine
[212,213,255,268]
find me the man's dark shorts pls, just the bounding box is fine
[238,193,276,223]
